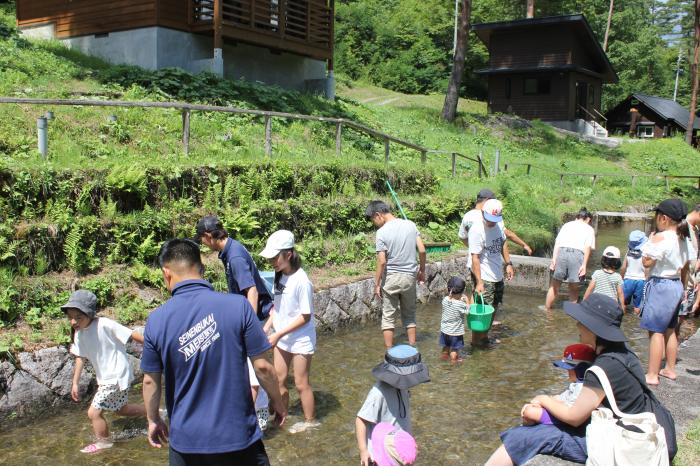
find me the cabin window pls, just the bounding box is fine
[636,126,654,138]
[505,78,511,99]
[523,78,551,95]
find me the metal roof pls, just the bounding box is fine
[631,93,700,131]
[472,14,618,83]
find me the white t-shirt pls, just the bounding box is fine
[70,317,133,390]
[459,209,506,269]
[247,359,269,411]
[624,250,646,280]
[554,220,596,253]
[468,221,506,282]
[642,230,690,279]
[272,268,316,354]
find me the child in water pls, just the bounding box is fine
[621,230,648,315]
[583,246,625,306]
[63,290,146,453]
[521,343,595,425]
[439,276,469,362]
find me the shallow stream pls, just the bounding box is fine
[0,222,693,465]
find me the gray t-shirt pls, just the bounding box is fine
[357,382,412,456]
[376,218,420,275]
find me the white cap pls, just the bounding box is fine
[259,230,295,258]
[481,198,503,223]
[602,246,621,259]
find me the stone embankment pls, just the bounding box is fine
[0,252,580,423]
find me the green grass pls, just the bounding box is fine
[674,417,700,466]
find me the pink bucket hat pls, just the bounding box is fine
[370,422,417,466]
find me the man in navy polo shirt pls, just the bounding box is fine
[195,215,273,320]
[141,239,286,465]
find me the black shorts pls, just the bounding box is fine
[169,440,270,466]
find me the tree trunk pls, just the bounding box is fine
[603,0,614,52]
[441,0,472,123]
[526,0,534,18]
[686,0,700,146]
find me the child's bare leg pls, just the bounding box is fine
[116,403,146,417]
[521,404,544,425]
[441,347,450,360]
[450,350,459,362]
[87,406,110,440]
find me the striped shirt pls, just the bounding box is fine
[591,270,623,302]
[441,296,468,335]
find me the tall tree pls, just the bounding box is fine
[686,0,700,146]
[442,0,472,122]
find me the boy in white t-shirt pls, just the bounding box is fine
[544,208,596,310]
[468,199,514,345]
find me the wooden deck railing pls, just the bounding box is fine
[189,0,333,60]
[0,97,485,178]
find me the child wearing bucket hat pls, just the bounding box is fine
[620,230,648,315]
[583,246,624,306]
[521,343,595,426]
[356,345,429,466]
[439,276,469,362]
[640,198,691,385]
[62,289,146,453]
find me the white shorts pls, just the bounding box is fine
[91,384,129,411]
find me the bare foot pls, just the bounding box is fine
[645,374,660,386]
[659,368,677,380]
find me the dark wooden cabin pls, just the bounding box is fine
[15,0,334,61]
[605,93,700,139]
[472,14,617,124]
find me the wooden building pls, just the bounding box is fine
[472,14,617,133]
[605,93,700,140]
[15,0,335,94]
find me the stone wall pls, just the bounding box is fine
[1,254,550,422]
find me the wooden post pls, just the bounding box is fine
[264,115,272,156]
[384,138,390,166]
[451,152,457,177]
[592,175,597,187]
[420,150,427,165]
[181,109,191,156]
[697,176,700,190]
[335,122,342,156]
[526,164,531,175]
[494,149,500,175]
[665,176,670,191]
[560,174,564,187]
[631,175,636,187]
[504,163,508,172]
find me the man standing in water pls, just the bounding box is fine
[141,239,286,465]
[367,200,426,349]
[544,208,595,310]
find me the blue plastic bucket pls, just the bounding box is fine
[260,271,275,295]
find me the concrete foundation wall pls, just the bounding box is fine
[51,26,327,92]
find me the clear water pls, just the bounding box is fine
[0,293,652,466]
[1,221,689,465]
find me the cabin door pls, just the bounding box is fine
[575,81,588,119]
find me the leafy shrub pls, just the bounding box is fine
[81,276,115,307]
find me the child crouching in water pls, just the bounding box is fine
[356,345,428,466]
[440,276,469,362]
[583,246,625,306]
[521,343,595,425]
[63,290,146,453]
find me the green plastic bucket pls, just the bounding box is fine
[468,293,495,332]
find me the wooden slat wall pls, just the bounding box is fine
[17,0,158,38]
[488,73,570,121]
[489,27,572,69]
[158,0,191,31]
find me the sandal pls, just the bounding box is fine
[80,441,113,453]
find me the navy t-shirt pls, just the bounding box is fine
[141,280,271,454]
[219,238,273,320]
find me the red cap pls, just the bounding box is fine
[553,343,596,370]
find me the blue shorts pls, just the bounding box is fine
[640,277,683,333]
[501,423,587,465]
[439,332,465,350]
[623,279,645,308]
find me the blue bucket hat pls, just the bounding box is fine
[628,230,647,250]
[372,345,430,389]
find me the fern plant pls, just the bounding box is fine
[63,224,82,272]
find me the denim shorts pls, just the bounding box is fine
[640,277,684,333]
[500,423,587,465]
[623,279,645,308]
[439,332,465,350]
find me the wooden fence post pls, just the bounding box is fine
[264,115,272,156]
[335,122,342,157]
[451,152,456,178]
[631,175,636,187]
[526,164,531,175]
[560,174,564,187]
[504,163,508,172]
[494,149,500,175]
[384,138,390,166]
[181,109,191,156]
[665,176,670,191]
[420,150,427,165]
[697,177,700,190]
[592,175,597,187]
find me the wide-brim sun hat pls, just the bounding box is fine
[563,294,626,342]
[259,230,295,259]
[628,230,647,249]
[372,344,430,389]
[371,422,417,466]
[61,289,98,318]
